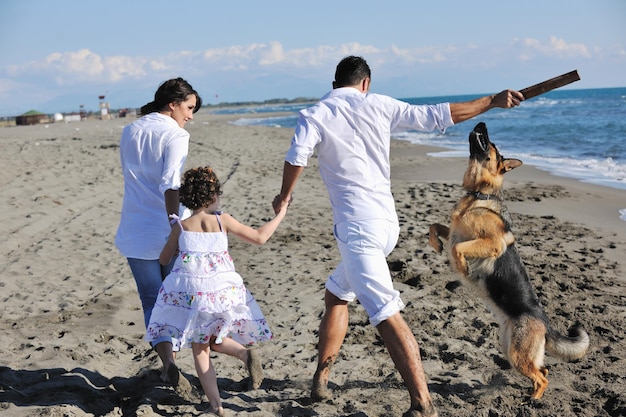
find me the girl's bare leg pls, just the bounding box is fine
[192,342,224,415]
[211,337,263,389]
[210,337,247,361]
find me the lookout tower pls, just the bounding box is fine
[99,95,110,120]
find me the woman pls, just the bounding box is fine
[115,77,202,391]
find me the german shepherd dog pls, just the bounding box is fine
[428,122,589,400]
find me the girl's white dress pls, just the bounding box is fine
[146,213,272,349]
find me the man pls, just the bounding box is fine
[272,55,524,417]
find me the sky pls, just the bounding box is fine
[1,0,625,117]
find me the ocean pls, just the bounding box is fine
[215,87,626,218]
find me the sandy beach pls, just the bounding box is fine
[0,111,624,417]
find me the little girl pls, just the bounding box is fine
[146,166,288,416]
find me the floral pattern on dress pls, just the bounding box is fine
[145,216,272,350]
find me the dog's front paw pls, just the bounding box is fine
[452,252,469,276]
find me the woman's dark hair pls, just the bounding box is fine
[179,166,222,210]
[334,56,371,88]
[140,77,203,115]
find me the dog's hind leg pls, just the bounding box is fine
[507,317,549,400]
[522,364,549,400]
[428,223,449,254]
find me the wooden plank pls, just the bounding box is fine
[520,70,580,100]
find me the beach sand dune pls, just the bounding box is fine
[0,113,624,416]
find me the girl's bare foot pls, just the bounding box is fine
[202,405,225,416]
[246,349,263,390]
[402,402,439,417]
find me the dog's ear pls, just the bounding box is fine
[503,158,523,172]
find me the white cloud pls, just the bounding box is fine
[200,42,376,71]
[6,49,151,84]
[258,42,285,66]
[515,36,591,60]
[1,37,624,116]
[103,55,149,81]
[4,38,595,89]
[44,49,104,82]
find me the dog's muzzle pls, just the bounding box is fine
[469,122,491,160]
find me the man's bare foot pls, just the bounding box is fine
[311,377,332,402]
[402,402,438,417]
[202,405,225,416]
[246,349,263,390]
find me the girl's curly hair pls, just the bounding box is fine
[179,166,222,210]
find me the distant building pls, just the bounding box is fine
[64,113,82,123]
[15,110,49,125]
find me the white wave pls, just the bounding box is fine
[427,150,466,158]
[519,154,626,190]
[424,147,626,191]
[230,115,295,127]
[522,97,585,108]
[230,117,267,126]
[392,131,451,144]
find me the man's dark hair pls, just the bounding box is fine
[334,56,371,88]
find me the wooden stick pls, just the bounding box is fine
[520,70,580,100]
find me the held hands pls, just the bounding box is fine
[272,194,292,215]
[492,89,525,108]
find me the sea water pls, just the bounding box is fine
[217,87,626,219]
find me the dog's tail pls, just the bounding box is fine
[545,325,590,361]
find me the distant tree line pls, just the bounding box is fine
[204,97,318,108]
[0,97,320,126]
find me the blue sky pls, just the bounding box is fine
[1,0,624,117]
